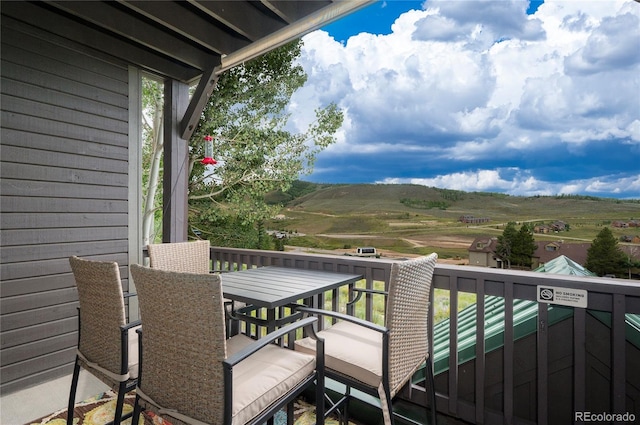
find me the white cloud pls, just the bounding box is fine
[378,169,640,198]
[379,169,549,195]
[290,0,640,197]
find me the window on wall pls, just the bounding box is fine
[141,76,164,245]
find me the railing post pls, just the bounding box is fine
[503,281,514,425]
[448,280,459,417]
[611,294,626,414]
[475,279,485,424]
[537,303,549,425]
[573,307,586,416]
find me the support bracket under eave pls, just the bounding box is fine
[179,58,221,141]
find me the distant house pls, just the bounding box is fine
[534,224,552,234]
[468,237,502,268]
[459,215,490,224]
[550,221,568,232]
[613,220,630,228]
[620,235,640,243]
[468,237,591,270]
[532,241,590,269]
[541,241,562,252]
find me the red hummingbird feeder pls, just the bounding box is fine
[201,135,217,165]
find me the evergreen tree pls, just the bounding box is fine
[496,222,517,268]
[495,222,537,269]
[585,227,627,277]
[512,224,537,268]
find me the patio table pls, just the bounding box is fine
[220,266,362,334]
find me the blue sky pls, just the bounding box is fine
[285,0,640,198]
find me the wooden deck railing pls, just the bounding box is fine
[209,247,640,424]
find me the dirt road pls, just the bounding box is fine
[290,233,472,265]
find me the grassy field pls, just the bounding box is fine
[269,183,640,259]
[264,183,639,331]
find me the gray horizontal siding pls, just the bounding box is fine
[0,197,128,214]
[1,333,77,367]
[1,213,128,230]
[0,178,128,199]
[1,247,130,279]
[1,227,128,247]
[1,12,131,395]
[1,128,129,160]
[1,285,79,316]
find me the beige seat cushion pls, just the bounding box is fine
[295,321,382,387]
[227,334,316,424]
[127,324,141,379]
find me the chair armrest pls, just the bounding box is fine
[123,292,137,299]
[346,287,388,315]
[118,320,142,376]
[352,287,387,296]
[121,319,142,331]
[295,306,387,334]
[223,316,320,368]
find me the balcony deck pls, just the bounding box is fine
[210,246,640,425]
[3,247,638,425]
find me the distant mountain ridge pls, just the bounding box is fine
[268,181,640,220]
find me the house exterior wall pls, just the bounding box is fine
[469,251,491,267]
[469,251,501,268]
[1,13,131,394]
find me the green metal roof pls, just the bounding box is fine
[432,297,572,374]
[533,255,596,276]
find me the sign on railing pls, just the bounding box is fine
[537,285,588,308]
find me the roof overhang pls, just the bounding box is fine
[181,0,375,139]
[1,0,375,140]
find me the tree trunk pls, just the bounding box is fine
[142,106,163,245]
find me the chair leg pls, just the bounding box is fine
[131,394,143,425]
[426,357,437,425]
[67,358,81,425]
[112,381,127,425]
[343,387,351,425]
[315,376,324,425]
[287,401,294,425]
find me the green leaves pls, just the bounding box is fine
[187,39,343,248]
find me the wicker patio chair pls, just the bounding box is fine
[147,240,211,274]
[295,254,439,425]
[67,256,141,425]
[147,240,243,334]
[129,264,325,425]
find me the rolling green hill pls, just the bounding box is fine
[267,182,640,259]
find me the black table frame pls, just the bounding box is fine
[221,266,363,333]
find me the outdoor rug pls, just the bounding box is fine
[28,390,354,425]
